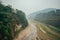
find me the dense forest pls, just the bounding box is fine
[0,3,28,40]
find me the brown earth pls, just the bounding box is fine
[14,23,37,40]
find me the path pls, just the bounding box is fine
[14,23,37,40]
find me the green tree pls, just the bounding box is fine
[0,3,28,40]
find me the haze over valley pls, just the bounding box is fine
[0,0,60,40]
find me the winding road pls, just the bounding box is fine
[14,22,37,40]
[24,24,37,40]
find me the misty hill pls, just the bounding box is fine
[28,8,60,29]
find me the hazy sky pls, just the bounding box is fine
[1,0,60,15]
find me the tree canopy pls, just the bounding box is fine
[0,3,28,40]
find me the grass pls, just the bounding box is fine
[30,20,60,40]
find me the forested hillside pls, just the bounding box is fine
[28,8,60,29]
[0,3,28,40]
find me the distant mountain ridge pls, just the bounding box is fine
[28,8,60,29]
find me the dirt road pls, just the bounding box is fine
[24,24,37,40]
[14,20,60,40]
[14,23,37,40]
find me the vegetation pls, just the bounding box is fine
[0,3,28,40]
[28,8,60,29]
[31,20,60,40]
[28,8,60,40]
